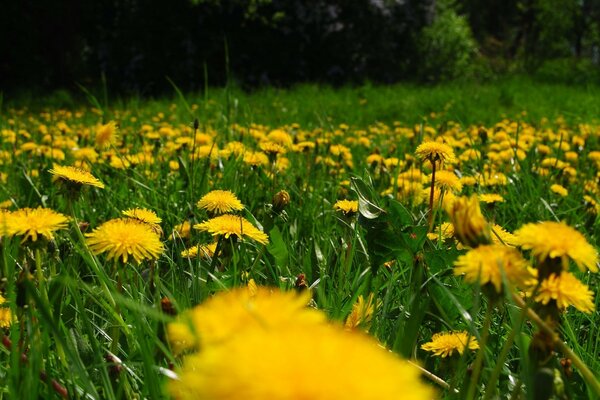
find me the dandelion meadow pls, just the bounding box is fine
[1,76,600,399]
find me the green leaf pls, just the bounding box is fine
[267,226,289,269]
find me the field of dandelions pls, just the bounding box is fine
[1,82,600,399]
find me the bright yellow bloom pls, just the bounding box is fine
[49,164,105,189]
[427,222,455,241]
[421,331,479,358]
[194,214,269,245]
[85,218,164,264]
[6,207,69,242]
[181,242,217,259]
[122,208,162,225]
[333,199,359,216]
[454,244,535,292]
[550,184,568,197]
[170,324,434,400]
[515,221,598,272]
[446,195,491,247]
[345,293,380,329]
[433,170,463,193]
[479,193,504,204]
[95,121,118,148]
[170,221,192,240]
[490,224,518,246]
[196,190,244,215]
[167,286,325,354]
[534,272,595,313]
[415,141,456,163]
[0,294,13,328]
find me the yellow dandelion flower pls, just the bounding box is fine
[95,121,118,148]
[197,190,244,215]
[333,199,359,216]
[181,242,217,259]
[491,224,518,246]
[514,221,598,272]
[0,200,13,209]
[259,141,287,155]
[534,272,595,313]
[345,293,380,329]
[427,222,455,241]
[170,221,192,240]
[266,129,293,148]
[122,208,162,225]
[243,151,269,167]
[479,193,504,204]
[550,184,568,197]
[6,207,69,242]
[433,170,463,192]
[194,214,269,245]
[49,164,105,189]
[415,141,456,163]
[446,195,491,247]
[170,323,433,400]
[454,244,535,292]
[0,294,13,328]
[167,286,325,354]
[421,331,479,358]
[85,218,164,264]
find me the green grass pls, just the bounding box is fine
[1,77,600,399]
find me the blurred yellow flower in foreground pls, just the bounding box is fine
[446,195,491,247]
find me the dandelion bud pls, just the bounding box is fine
[272,190,290,213]
[447,195,491,247]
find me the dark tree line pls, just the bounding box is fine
[1,0,599,96]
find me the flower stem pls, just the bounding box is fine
[512,294,600,397]
[466,301,493,400]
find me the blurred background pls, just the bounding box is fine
[2,0,600,96]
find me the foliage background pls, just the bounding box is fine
[2,0,600,96]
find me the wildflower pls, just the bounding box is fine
[0,294,13,328]
[490,224,518,246]
[421,331,479,358]
[122,208,162,225]
[197,190,244,215]
[170,221,192,240]
[433,170,463,193]
[534,272,595,314]
[167,286,325,354]
[479,193,504,204]
[194,214,269,245]
[181,243,217,259]
[454,244,535,293]
[345,293,380,329]
[6,207,69,243]
[170,324,433,400]
[514,221,598,272]
[272,190,291,213]
[49,165,105,189]
[415,141,456,164]
[550,184,568,197]
[85,218,164,264]
[446,195,491,247]
[333,199,359,216]
[95,121,118,148]
[427,222,455,242]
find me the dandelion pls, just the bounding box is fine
[0,294,13,328]
[479,193,504,204]
[433,170,463,193]
[181,242,217,259]
[194,214,269,245]
[196,190,244,215]
[415,141,456,164]
[534,272,595,314]
[170,221,192,240]
[333,199,359,216]
[95,121,118,148]
[421,331,479,358]
[446,195,491,247]
[167,286,325,354]
[345,293,380,329]
[49,164,105,189]
[6,207,69,243]
[170,324,433,400]
[550,184,568,197]
[85,218,164,264]
[490,224,518,246]
[514,221,598,272]
[122,208,162,225]
[454,244,535,293]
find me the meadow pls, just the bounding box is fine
[1,77,600,399]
